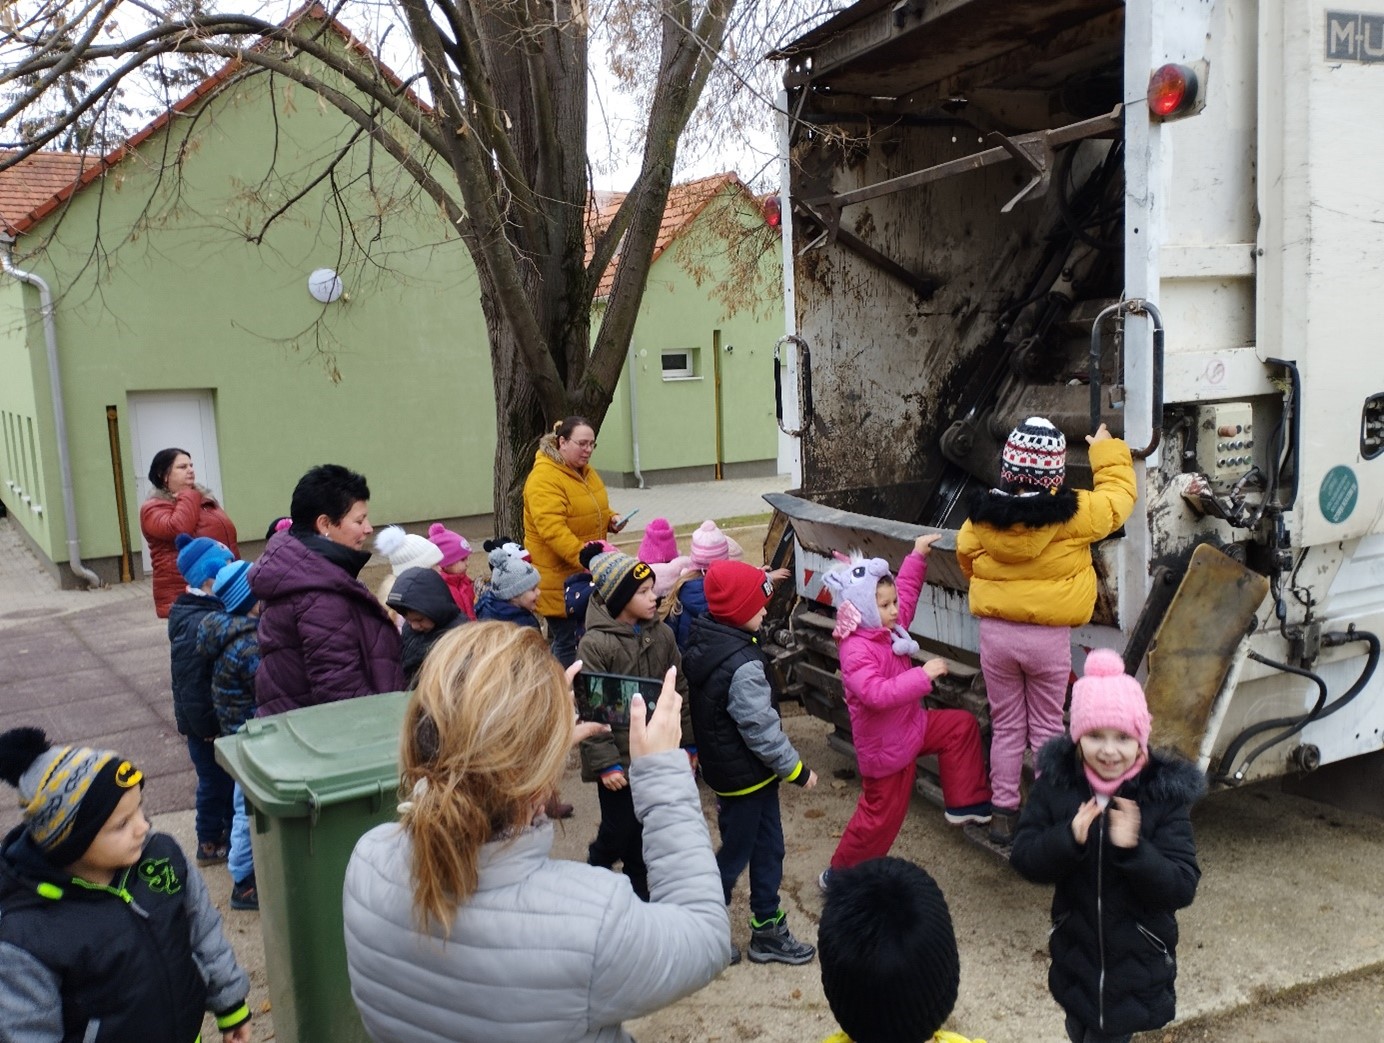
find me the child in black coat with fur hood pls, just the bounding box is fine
[1009,649,1204,1043]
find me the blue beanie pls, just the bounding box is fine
[175,534,234,588]
[212,560,255,615]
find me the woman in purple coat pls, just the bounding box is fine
[251,464,403,715]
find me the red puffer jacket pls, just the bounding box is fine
[140,487,240,618]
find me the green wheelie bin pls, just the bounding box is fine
[215,691,410,1043]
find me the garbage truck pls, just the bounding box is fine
[762,0,1384,794]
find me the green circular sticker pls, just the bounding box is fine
[1320,465,1358,524]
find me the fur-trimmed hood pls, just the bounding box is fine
[148,482,222,506]
[1036,734,1208,805]
[966,487,1079,529]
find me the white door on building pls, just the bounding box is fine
[127,390,224,573]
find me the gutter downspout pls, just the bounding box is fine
[1,234,103,589]
[627,345,645,489]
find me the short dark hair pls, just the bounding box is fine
[552,416,594,441]
[819,858,960,1043]
[147,447,189,491]
[290,464,370,529]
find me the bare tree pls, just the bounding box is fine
[1,0,812,529]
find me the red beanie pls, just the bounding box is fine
[704,561,773,627]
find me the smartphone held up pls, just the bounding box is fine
[574,671,661,728]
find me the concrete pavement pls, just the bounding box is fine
[6,470,1384,1039]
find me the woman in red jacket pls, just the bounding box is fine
[139,447,240,618]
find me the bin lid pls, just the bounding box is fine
[215,692,410,818]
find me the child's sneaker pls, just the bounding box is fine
[196,840,229,866]
[230,874,259,911]
[817,868,834,894]
[944,802,992,826]
[988,807,1020,847]
[747,913,816,965]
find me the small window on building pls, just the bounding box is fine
[661,348,699,380]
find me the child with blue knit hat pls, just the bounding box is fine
[168,533,237,866]
[196,559,263,910]
[0,727,252,1041]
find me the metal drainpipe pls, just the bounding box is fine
[627,345,646,489]
[1,235,103,588]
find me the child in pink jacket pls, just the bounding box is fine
[821,535,991,886]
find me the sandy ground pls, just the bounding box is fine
[168,702,1384,1043]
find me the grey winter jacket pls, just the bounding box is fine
[342,749,731,1043]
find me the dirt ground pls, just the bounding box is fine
[173,700,1384,1043]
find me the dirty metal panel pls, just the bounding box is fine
[1145,543,1270,760]
[790,0,1121,99]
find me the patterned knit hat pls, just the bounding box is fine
[580,545,653,618]
[486,546,540,601]
[375,526,444,576]
[212,560,256,615]
[0,728,144,867]
[1000,416,1067,491]
[175,534,234,589]
[637,518,679,565]
[704,560,774,627]
[819,857,959,1043]
[689,520,731,569]
[427,523,471,567]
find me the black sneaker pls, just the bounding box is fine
[747,916,816,965]
[230,875,259,911]
[196,840,229,866]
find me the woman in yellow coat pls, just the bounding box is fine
[522,416,627,665]
[955,419,1136,846]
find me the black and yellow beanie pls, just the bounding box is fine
[0,727,144,867]
[580,545,653,618]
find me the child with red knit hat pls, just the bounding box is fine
[1010,648,1204,1043]
[683,560,818,966]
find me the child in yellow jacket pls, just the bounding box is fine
[955,419,1136,846]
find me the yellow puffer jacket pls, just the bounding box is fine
[522,434,614,617]
[955,437,1136,627]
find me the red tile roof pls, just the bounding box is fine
[0,151,93,236]
[0,3,422,237]
[588,172,763,298]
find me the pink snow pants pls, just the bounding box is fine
[979,616,1073,810]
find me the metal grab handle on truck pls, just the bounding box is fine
[774,334,814,437]
[1089,298,1164,459]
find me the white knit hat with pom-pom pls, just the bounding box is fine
[374,525,443,576]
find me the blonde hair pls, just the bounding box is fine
[399,622,572,932]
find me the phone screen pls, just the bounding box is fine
[573,671,662,727]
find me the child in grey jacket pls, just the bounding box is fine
[0,728,251,1043]
[683,560,819,966]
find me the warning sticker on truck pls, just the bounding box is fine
[1326,11,1384,63]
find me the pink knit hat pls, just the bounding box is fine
[428,523,471,567]
[637,518,679,564]
[690,520,731,568]
[1069,648,1151,752]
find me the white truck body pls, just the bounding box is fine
[769,0,1384,788]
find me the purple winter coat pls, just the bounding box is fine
[251,530,404,716]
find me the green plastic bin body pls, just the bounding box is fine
[215,692,410,1043]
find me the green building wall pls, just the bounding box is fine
[0,53,781,582]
